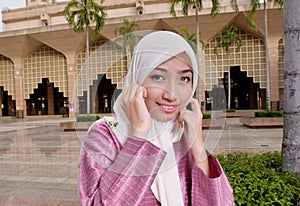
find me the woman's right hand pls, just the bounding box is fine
[121,84,151,139]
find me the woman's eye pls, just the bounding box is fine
[150,75,164,81]
[180,76,191,83]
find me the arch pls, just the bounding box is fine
[76,37,126,113]
[24,45,68,100]
[76,37,126,97]
[0,55,15,100]
[204,26,266,91]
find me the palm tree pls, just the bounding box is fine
[169,0,238,104]
[282,0,300,176]
[179,27,205,52]
[114,18,140,65]
[214,25,241,109]
[64,0,106,115]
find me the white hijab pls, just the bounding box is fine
[113,31,198,205]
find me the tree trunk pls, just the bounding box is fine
[264,0,271,111]
[282,0,300,177]
[227,52,231,109]
[195,8,201,106]
[86,28,90,115]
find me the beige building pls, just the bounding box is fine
[0,0,284,117]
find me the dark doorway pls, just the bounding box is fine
[205,67,260,110]
[205,80,227,110]
[78,74,119,114]
[0,86,15,116]
[224,66,259,109]
[26,78,67,115]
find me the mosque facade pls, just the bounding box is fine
[0,0,284,117]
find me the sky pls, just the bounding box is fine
[0,0,66,32]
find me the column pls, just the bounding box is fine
[65,54,78,118]
[14,60,25,118]
[47,81,54,115]
[92,82,98,114]
[0,87,2,117]
[268,41,280,110]
[199,50,206,111]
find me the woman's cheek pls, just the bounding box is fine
[178,88,193,108]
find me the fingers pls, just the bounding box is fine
[121,84,151,139]
[189,98,201,115]
[121,84,146,112]
[178,111,183,128]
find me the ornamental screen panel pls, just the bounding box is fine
[24,45,68,99]
[0,56,15,100]
[76,38,126,97]
[204,27,266,91]
[278,38,284,89]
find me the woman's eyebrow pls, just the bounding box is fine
[154,67,167,72]
[181,69,193,74]
[154,68,193,74]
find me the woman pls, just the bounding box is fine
[79,31,234,206]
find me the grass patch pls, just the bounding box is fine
[217,152,299,205]
[76,115,100,122]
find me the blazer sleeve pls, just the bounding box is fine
[191,155,235,206]
[79,122,166,206]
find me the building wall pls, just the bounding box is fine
[0,0,284,116]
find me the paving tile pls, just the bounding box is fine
[0,115,284,205]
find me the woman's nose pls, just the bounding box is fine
[162,83,177,101]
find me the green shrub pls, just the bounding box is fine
[217,152,300,205]
[255,111,283,117]
[76,115,100,122]
[224,109,236,112]
[202,113,211,119]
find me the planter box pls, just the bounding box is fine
[60,121,94,131]
[61,119,227,131]
[202,118,226,129]
[239,117,283,128]
[218,112,245,118]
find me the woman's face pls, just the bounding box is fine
[142,55,193,122]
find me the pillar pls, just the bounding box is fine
[14,60,25,118]
[199,50,206,111]
[0,87,2,117]
[47,81,54,115]
[268,42,280,110]
[92,82,98,114]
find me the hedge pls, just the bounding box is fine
[217,152,299,205]
[76,115,100,122]
[255,111,283,117]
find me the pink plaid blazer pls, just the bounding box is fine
[79,121,234,206]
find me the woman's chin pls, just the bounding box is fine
[150,110,176,122]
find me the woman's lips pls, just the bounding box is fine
[160,104,177,113]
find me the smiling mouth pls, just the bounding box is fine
[160,104,177,113]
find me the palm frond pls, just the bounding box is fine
[64,0,106,40]
[211,0,220,18]
[230,0,239,13]
[274,0,283,9]
[214,25,241,54]
[248,0,262,30]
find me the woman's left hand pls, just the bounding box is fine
[178,98,203,150]
[179,98,212,177]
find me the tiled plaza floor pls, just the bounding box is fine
[0,115,283,205]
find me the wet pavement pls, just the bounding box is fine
[0,115,283,206]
